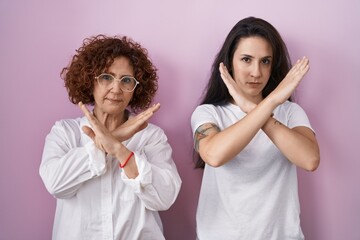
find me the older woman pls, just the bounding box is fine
[40,35,181,240]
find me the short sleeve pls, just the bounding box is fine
[285,102,314,133]
[191,105,219,135]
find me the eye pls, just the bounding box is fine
[121,76,134,84]
[241,57,251,63]
[100,74,113,81]
[262,58,271,65]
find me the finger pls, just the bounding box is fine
[219,63,230,84]
[142,103,161,117]
[288,58,307,76]
[151,103,161,113]
[78,102,102,130]
[219,63,234,85]
[221,63,232,79]
[79,102,96,123]
[295,57,309,74]
[78,102,91,116]
[143,103,160,115]
[297,57,309,68]
[139,111,155,123]
[139,104,161,123]
[219,62,228,77]
[301,57,310,70]
[82,126,95,140]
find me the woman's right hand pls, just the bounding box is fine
[219,62,256,113]
[79,102,123,155]
[268,57,310,105]
[112,103,161,142]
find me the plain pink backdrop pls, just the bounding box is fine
[1,0,359,239]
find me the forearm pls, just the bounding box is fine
[262,117,320,171]
[201,98,276,167]
[40,143,105,198]
[114,143,139,179]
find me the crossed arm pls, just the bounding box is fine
[194,57,320,171]
[195,106,320,171]
[79,102,161,178]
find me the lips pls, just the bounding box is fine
[247,82,262,87]
[105,98,123,103]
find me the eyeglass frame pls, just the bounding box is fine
[95,73,140,92]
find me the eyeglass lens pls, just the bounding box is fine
[97,74,137,92]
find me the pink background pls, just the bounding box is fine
[1,0,359,239]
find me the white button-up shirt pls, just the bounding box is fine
[40,116,181,240]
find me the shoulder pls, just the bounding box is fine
[145,123,165,134]
[45,117,84,147]
[191,104,217,126]
[276,101,312,129]
[140,123,168,141]
[48,117,84,139]
[191,104,232,119]
[52,117,83,132]
[192,104,217,115]
[276,101,306,115]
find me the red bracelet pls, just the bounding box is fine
[119,152,134,168]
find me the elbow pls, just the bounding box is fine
[40,168,59,196]
[39,169,77,199]
[41,179,64,198]
[45,184,77,199]
[201,149,231,168]
[206,159,224,168]
[202,153,227,168]
[304,155,320,172]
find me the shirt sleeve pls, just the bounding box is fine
[286,102,314,133]
[39,119,107,199]
[191,104,219,135]
[120,125,182,211]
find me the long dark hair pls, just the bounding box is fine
[195,17,292,169]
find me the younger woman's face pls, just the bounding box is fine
[232,36,273,103]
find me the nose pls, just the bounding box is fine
[250,62,261,78]
[110,80,123,93]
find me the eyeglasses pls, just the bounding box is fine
[95,73,139,92]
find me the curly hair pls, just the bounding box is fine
[61,34,158,112]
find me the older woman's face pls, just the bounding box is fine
[93,56,135,115]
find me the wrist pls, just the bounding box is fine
[264,93,281,109]
[119,151,134,168]
[111,129,126,142]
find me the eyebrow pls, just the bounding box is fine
[106,72,134,78]
[241,54,273,59]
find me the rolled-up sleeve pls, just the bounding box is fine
[121,125,181,211]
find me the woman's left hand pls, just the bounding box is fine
[269,57,310,105]
[112,103,161,142]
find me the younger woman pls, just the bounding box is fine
[191,17,320,240]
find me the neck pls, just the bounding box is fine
[93,108,128,131]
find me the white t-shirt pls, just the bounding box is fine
[40,116,181,240]
[191,101,313,240]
